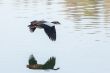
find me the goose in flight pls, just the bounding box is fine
[26,54,59,70]
[28,20,60,41]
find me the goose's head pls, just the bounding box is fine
[51,21,60,24]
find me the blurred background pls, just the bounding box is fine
[0,0,110,73]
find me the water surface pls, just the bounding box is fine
[0,0,110,73]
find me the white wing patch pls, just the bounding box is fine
[44,22,55,27]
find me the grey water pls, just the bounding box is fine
[0,0,110,73]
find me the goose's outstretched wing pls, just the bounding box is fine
[43,25,56,41]
[28,25,36,32]
[43,57,56,69]
[29,55,37,65]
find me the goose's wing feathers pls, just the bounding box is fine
[43,25,56,41]
[28,25,36,32]
[29,55,37,65]
[43,57,56,69]
[29,27,36,32]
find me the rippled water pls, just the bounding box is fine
[0,0,110,73]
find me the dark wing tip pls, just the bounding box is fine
[43,57,56,69]
[43,26,56,41]
[29,54,37,65]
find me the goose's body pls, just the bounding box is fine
[28,20,60,41]
[27,55,59,70]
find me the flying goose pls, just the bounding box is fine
[27,54,59,70]
[28,20,60,41]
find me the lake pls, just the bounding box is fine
[0,0,110,73]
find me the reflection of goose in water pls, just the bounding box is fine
[27,55,60,70]
[28,20,60,41]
